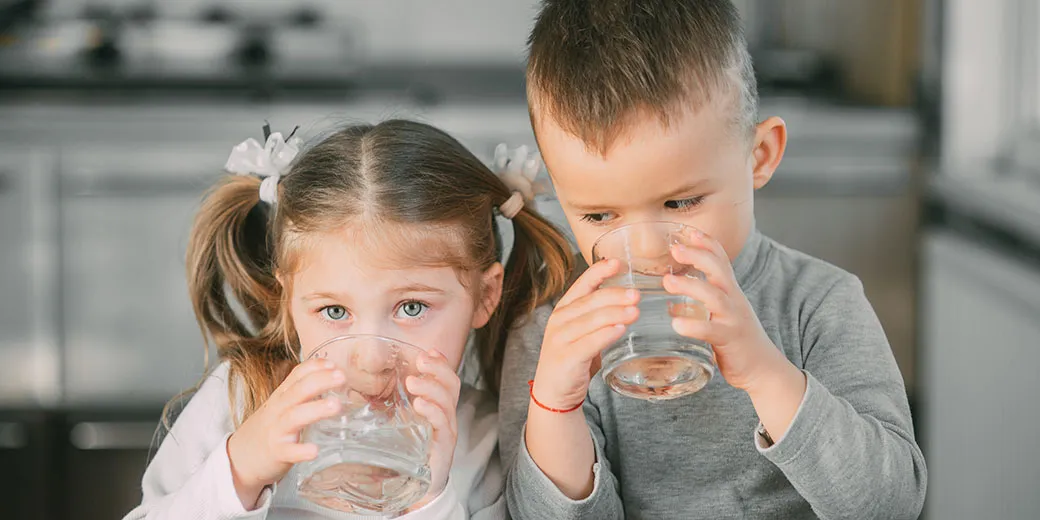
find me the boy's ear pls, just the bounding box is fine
[473,263,505,329]
[751,116,788,190]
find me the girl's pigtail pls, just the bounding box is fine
[477,203,574,395]
[180,175,291,425]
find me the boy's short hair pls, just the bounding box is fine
[526,0,758,153]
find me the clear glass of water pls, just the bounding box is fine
[592,221,716,401]
[296,335,432,515]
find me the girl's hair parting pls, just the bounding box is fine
[182,120,574,423]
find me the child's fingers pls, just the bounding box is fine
[413,397,456,438]
[687,228,729,260]
[277,441,320,464]
[672,316,725,345]
[280,396,341,433]
[552,304,638,346]
[670,244,734,293]
[271,358,335,400]
[556,259,623,308]
[416,352,461,397]
[551,285,638,326]
[282,368,345,408]
[568,322,628,363]
[662,274,727,314]
[406,376,457,421]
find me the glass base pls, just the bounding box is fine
[297,448,431,515]
[602,345,715,401]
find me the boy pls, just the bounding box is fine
[498,1,927,519]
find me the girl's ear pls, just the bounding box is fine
[473,263,505,329]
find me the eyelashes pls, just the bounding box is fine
[579,196,706,224]
[664,196,705,211]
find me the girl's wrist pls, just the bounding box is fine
[405,482,447,513]
[226,435,265,510]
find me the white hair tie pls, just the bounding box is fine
[224,123,302,206]
[258,175,281,205]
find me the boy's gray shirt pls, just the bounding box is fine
[500,230,927,520]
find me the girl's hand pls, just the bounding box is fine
[226,359,346,509]
[530,259,640,410]
[404,350,462,510]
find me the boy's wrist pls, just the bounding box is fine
[743,352,803,400]
[524,404,598,500]
[742,354,807,442]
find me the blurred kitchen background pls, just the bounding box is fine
[0,0,1037,518]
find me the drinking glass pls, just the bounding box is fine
[591,221,716,401]
[296,335,432,515]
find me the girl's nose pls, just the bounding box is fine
[342,335,399,400]
[347,316,399,339]
[353,336,394,373]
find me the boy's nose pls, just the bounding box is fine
[629,229,669,258]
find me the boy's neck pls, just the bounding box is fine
[732,226,765,291]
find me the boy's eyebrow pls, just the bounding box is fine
[567,180,710,212]
[660,180,709,200]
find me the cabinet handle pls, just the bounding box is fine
[69,421,157,450]
[0,422,28,449]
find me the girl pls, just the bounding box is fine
[124,120,573,519]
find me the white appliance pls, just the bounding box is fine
[921,230,1040,519]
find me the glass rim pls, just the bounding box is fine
[591,220,693,261]
[302,334,424,362]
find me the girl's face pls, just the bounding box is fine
[286,227,503,371]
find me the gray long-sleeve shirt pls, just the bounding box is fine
[500,230,927,519]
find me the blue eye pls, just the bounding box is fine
[320,305,349,321]
[396,301,428,319]
[665,196,705,211]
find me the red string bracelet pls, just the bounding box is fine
[528,380,585,413]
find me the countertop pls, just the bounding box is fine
[0,94,921,193]
[927,168,1040,254]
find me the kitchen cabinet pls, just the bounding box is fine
[58,146,219,407]
[0,147,60,407]
[59,411,160,520]
[921,230,1040,519]
[0,411,56,520]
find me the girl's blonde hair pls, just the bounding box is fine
[183,120,573,423]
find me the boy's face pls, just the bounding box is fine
[534,99,786,264]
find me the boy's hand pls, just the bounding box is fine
[663,229,790,392]
[531,258,640,410]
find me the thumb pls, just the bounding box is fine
[588,354,603,380]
